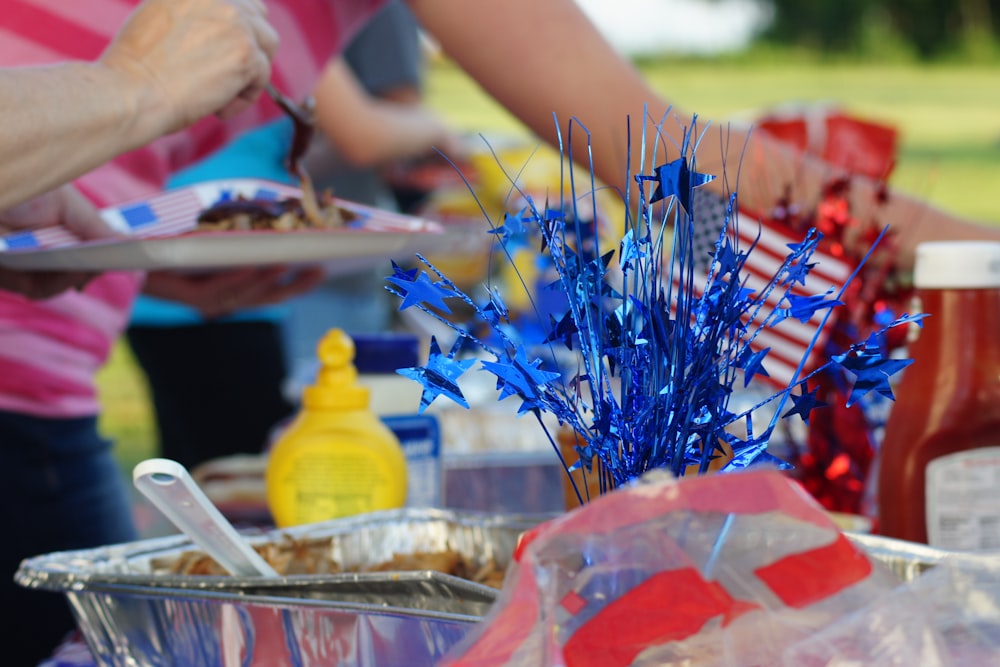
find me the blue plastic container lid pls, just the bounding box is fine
[352,332,420,374]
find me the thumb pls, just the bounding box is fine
[56,186,124,241]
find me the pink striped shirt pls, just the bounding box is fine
[0,0,386,416]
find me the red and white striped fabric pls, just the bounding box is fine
[675,189,853,389]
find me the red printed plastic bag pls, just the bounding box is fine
[440,470,900,667]
[755,104,897,181]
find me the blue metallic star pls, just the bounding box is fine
[832,350,914,407]
[389,260,418,283]
[489,207,532,244]
[397,337,475,412]
[544,310,579,350]
[619,228,647,271]
[738,347,771,387]
[646,157,716,211]
[386,269,458,313]
[713,237,741,275]
[774,291,842,324]
[482,287,509,326]
[782,260,816,287]
[480,346,562,413]
[782,382,827,424]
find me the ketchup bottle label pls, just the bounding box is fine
[926,447,1000,550]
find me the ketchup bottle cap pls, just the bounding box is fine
[914,241,1000,289]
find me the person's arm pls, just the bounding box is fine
[409,0,1000,270]
[0,0,278,212]
[310,58,460,168]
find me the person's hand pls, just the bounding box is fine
[142,265,326,319]
[0,184,119,240]
[0,185,121,299]
[100,0,280,133]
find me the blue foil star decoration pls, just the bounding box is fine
[397,337,476,412]
[775,291,843,324]
[389,259,418,283]
[544,310,579,350]
[489,207,531,244]
[481,347,562,414]
[386,268,458,313]
[386,113,919,498]
[482,287,510,326]
[782,382,828,424]
[644,156,716,211]
[619,228,647,271]
[832,349,913,407]
[738,347,771,387]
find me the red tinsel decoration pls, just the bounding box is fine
[758,111,912,517]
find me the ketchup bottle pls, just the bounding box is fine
[878,241,1000,549]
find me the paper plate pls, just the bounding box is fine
[0,179,464,272]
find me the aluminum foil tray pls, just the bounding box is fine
[16,508,543,667]
[846,531,998,583]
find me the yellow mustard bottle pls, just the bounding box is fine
[265,328,408,527]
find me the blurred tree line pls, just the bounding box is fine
[765,0,998,59]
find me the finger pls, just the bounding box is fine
[192,267,263,290]
[56,186,121,241]
[213,265,322,311]
[248,10,280,61]
[216,47,272,120]
[216,1,277,119]
[272,267,326,300]
[231,0,269,17]
[141,268,254,307]
[251,266,326,305]
[281,266,327,293]
[192,266,286,315]
[0,268,92,300]
[215,266,291,306]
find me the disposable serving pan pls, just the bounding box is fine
[16,508,541,667]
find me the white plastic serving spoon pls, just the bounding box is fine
[133,458,278,577]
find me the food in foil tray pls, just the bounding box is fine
[196,191,355,232]
[153,533,507,588]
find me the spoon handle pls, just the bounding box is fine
[133,458,279,578]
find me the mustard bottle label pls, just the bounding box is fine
[268,439,407,526]
[926,447,1000,550]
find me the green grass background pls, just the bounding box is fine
[100,59,1000,473]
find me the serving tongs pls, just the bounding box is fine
[264,83,327,227]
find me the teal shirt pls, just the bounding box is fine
[130,118,297,326]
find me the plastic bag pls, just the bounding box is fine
[439,469,902,666]
[784,554,1000,666]
[756,105,898,180]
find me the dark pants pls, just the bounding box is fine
[0,411,137,666]
[126,320,296,470]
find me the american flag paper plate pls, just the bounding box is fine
[0,179,460,272]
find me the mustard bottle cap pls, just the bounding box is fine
[302,329,371,410]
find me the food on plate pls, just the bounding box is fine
[153,535,507,588]
[196,192,355,232]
